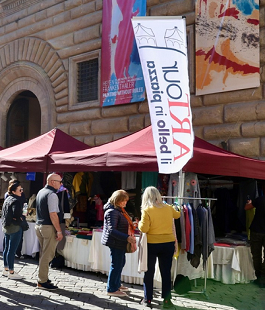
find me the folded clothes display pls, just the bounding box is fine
[215,238,248,246]
[65,227,94,239]
[224,233,248,241]
[76,234,92,240]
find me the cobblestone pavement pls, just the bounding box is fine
[0,255,264,310]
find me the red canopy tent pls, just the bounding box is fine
[0,128,89,172]
[49,126,265,179]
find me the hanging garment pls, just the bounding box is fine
[157,174,170,197]
[57,190,71,223]
[138,233,148,273]
[246,208,255,240]
[183,205,191,252]
[167,173,179,205]
[187,204,194,254]
[196,205,215,269]
[141,172,158,190]
[206,205,215,258]
[167,172,201,206]
[237,179,258,232]
[183,172,201,209]
[180,207,186,250]
[72,172,93,197]
[197,206,208,269]
[174,205,182,244]
[187,204,202,268]
[121,171,137,190]
[94,195,104,222]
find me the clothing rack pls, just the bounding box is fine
[162,196,217,299]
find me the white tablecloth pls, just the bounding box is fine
[63,231,211,287]
[0,222,39,257]
[88,231,146,285]
[211,245,256,284]
[60,231,256,286]
[61,235,92,271]
[172,250,214,281]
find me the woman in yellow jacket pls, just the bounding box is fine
[139,186,180,309]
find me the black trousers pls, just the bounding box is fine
[143,242,175,301]
[250,231,265,278]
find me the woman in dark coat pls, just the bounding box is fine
[101,189,135,297]
[1,180,24,279]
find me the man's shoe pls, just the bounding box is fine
[119,285,130,292]
[107,290,128,297]
[37,282,58,290]
[163,299,176,309]
[8,272,23,280]
[140,298,153,308]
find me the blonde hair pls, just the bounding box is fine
[109,190,129,208]
[141,186,163,210]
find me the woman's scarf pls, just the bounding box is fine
[121,207,135,234]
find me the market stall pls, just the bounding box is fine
[0,125,262,288]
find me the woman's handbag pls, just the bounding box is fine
[20,215,29,231]
[126,237,137,253]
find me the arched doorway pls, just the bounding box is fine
[6,91,41,147]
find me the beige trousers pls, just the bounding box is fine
[35,225,58,283]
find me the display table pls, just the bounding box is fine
[0,222,39,257]
[61,235,92,271]
[172,250,214,282]
[61,231,257,286]
[211,245,256,284]
[88,231,146,285]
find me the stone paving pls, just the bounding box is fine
[0,255,264,310]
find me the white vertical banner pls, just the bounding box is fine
[132,16,194,174]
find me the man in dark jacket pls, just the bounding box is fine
[245,196,265,287]
[35,173,63,290]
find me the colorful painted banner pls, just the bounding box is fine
[196,0,260,95]
[132,17,194,174]
[101,0,146,106]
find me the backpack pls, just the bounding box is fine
[50,252,65,269]
[173,274,191,294]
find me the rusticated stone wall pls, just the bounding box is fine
[0,0,264,160]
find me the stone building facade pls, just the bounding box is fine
[0,0,265,159]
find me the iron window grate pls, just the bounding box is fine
[77,59,98,103]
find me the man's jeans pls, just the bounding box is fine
[107,247,126,292]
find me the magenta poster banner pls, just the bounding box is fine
[101,0,146,107]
